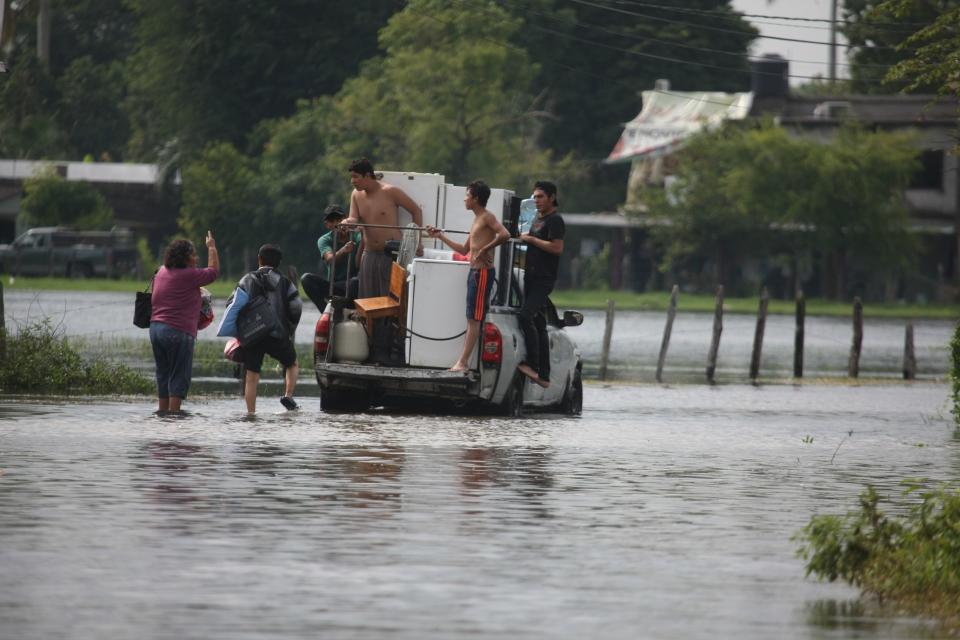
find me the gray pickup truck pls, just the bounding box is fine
[0,226,140,277]
[313,240,583,416]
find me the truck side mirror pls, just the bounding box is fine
[562,310,583,327]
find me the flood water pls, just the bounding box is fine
[3,290,956,382]
[1,383,956,639]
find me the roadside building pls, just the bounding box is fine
[0,160,180,248]
[603,56,960,300]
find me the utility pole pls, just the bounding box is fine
[37,0,50,67]
[829,0,838,85]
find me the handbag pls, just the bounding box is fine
[133,274,155,329]
[198,287,215,330]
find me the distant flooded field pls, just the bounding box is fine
[0,382,956,639]
[3,290,954,384]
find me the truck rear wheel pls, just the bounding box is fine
[561,369,583,416]
[499,375,524,417]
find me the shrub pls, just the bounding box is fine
[796,483,960,620]
[0,320,151,394]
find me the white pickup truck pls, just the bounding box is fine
[311,172,583,416]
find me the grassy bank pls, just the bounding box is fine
[4,276,960,319]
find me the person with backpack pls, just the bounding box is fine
[232,244,302,414]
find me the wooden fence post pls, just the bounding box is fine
[903,322,917,380]
[794,290,805,378]
[655,285,678,383]
[848,297,863,378]
[749,287,769,382]
[0,279,5,363]
[705,285,724,383]
[599,299,615,381]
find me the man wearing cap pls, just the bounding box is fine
[301,204,362,311]
[517,180,565,389]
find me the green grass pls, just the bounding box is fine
[4,277,960,319]
[1,275,238,298]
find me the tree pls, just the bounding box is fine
[20,168,114,229]
[0,50,64,158]
[645,122,919,299]
[329,0,575,191]
[503,0,758,210]
[840,0,954,94]
[123,0,396,162]
[179,142,265,273]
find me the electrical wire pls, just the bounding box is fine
[610,0,929,34]
[563,0,901,49]
[498,0,892,71]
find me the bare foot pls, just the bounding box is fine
[448,363,468,372]
[517,363,539,382]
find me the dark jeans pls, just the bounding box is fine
[519,275,554,382]
[301,273,358,311]
[149,321,195,398]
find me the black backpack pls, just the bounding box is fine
[236,271,287,346]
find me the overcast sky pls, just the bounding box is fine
[731,0,849,85]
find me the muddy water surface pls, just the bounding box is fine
[1,382,955,639]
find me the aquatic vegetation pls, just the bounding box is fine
[796,482,960,622]
[0,320,151,394]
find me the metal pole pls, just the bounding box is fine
[829,0,838,85]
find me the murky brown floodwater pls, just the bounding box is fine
[1,382,955,639]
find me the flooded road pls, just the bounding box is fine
[1,383,956,639]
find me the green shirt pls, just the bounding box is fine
[318,229,361,282]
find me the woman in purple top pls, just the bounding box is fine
[149,231,219,413]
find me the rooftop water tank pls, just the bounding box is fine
[751,54,789,99]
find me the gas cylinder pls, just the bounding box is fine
[333,320,369,363]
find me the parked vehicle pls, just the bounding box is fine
[0,226,140,277]
[312,172,583,416]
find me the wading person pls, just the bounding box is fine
[426,180,509,371]
[344,157,423,360]
[149,231,219,413]
[517,181,565,388]
[233,244,302,415]
[300,204,361,311]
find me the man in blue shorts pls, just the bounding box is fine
[426,180,509,371]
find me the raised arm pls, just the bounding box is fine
[205,230,220,271]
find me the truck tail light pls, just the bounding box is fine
[481,322,502,364]
[315,311,331,356]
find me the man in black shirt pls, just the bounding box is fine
[517,181,565,388]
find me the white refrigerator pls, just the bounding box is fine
[405,258,474,369]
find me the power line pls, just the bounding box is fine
[563,0,900,49]
[606,0,932,31]
[500,0,890,71]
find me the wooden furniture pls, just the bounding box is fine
[353,262,407,338]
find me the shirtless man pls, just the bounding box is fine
[426,180,509,371]
[344,157,423,298]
